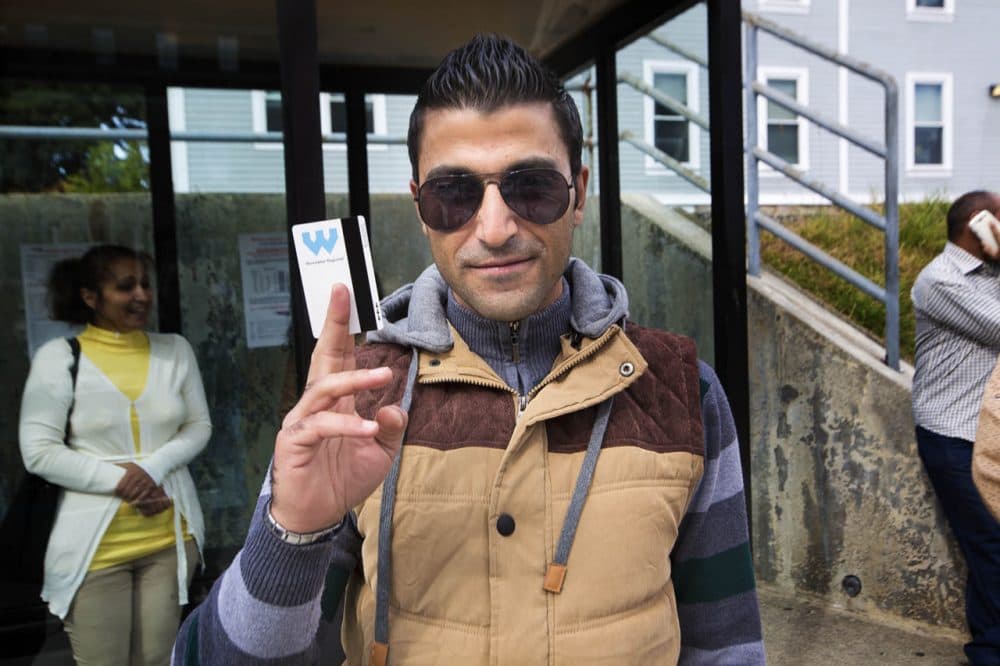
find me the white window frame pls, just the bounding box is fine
[758,0,811,15]
[906,0,955,23]
[756,66,810,174]
[905,72,953,175]
[251,90,388,151]
[642,60,700,175]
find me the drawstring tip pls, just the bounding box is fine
[370,642,389,666]
[543,563,567,593]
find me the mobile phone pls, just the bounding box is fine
[969,209,1000,256]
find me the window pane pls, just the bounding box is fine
[329,98,375,134]
[915,126,943,164]
[330,99,347,133]
[768,124,799,163]
[767,79,798,121]
[654,118,689,162]
[265,99,283,133]
[653,72,687,117]
[916,0,945,7]
[914,84,942,122]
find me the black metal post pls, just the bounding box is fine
[595,45,623,280]
[277,0,326,391]
[145,82,182,334]
[707,0,752,531]
[345,90,372,233]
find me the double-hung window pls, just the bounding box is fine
[251,91,387,150]
[906,0,955,22]
[905,73,952,172]
[643,60,700,173]
[757,67,809,171]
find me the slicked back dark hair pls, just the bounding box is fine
[48,244,153,324]
[407,33,583,182]
[947,190,999,241]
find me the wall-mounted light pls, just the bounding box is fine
[991,84,1000,98]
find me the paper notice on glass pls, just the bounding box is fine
[238,232,292,349]
[20,243,92,358]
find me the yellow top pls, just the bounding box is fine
[78,324,186,571]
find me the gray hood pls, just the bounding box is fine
[367,257,629,352]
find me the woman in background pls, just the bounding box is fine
[19,244,211,665]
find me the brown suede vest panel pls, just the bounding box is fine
[354,322,702,456]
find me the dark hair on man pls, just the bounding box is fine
[947,190,999,241]
[48,244,153,324]
[407,33,584,182]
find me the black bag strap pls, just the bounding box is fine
[64,336,80,445]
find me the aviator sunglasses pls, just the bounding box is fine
[415,168,575,232]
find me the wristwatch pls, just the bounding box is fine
[265,501,341,545]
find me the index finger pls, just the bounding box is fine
[306,283,356,386]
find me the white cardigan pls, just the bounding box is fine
[19,332,212,619]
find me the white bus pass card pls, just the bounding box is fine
[291,216,383,336]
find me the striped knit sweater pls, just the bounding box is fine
[174,260,764,664]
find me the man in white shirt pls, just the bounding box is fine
[911,190,1000,664]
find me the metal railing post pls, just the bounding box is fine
[884,81,901,370]
[745,23,761,276]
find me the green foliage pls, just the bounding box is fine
[759,198,950,362]
[0,80,146,193]
[61,141,149,193]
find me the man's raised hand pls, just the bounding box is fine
[270,284,406,534]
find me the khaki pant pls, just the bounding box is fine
[64,540,199,666]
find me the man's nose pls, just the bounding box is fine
[474,182,519,246]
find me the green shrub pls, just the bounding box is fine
[759,197,950,362]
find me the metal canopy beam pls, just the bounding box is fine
[277,0,325,391]
[0,46,432,94]
[544,0,697,78]
[707,0,751,528]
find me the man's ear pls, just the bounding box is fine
[411,179,430,238]
[572,166,589,227]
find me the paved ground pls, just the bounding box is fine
[760,584,967,665]
[2,584,971,665]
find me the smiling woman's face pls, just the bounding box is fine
[82,258,153,333]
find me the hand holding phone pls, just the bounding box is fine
[969,210,1000,259]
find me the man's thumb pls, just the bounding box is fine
[374,405,408,451]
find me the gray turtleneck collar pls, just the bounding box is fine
[446,278,572,394]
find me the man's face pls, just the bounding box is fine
[411,102,588,322]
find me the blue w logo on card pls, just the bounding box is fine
[301,228,339,256]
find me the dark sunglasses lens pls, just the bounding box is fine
[501,169,570,225]
[419,176,483,231]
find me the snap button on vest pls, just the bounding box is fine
[496,513,516,536]
[619,361,635,377]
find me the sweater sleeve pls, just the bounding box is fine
[671,361,765,665]
[19,338,125,493]
[137,335,212,485]
[173,473,361,664]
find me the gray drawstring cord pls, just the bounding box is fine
[544,396,614,593]
[372,349,419,664]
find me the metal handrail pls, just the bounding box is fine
[618,72,710,131]
[620,131,709,193]
[743,10,900,370]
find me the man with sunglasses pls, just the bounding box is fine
[175,34,764,665]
